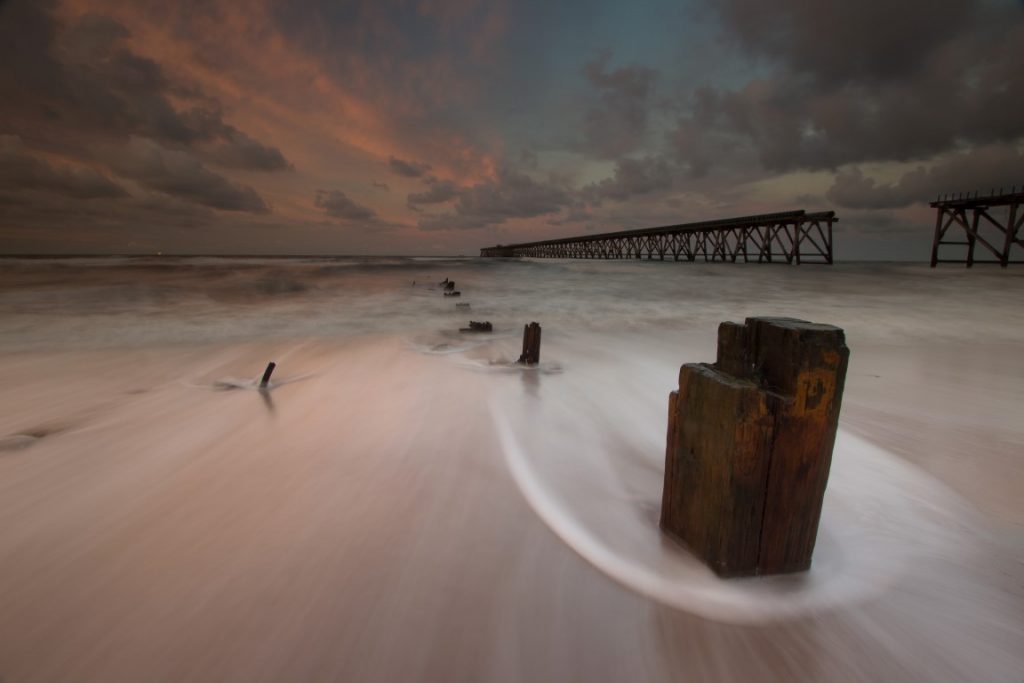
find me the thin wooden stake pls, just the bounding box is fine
[259,362,276,389]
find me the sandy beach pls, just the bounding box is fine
[0,258,1022,681]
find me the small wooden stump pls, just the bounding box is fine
[460,321,492,333]
[661,317,849,577]
[259,362,276,389]
[518,322,541,365]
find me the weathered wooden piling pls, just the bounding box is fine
[661,317,849,577]
[259,362,276,389]
[518,322,541,365]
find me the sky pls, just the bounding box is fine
[0,0,1022,258]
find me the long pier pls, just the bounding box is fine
[930,188,1023,267]
[480,210,837,264]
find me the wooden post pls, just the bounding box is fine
[259,362,276,389]
[661,317,849,577]
[518,322,541,365]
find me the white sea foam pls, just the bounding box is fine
[492,409,984,623]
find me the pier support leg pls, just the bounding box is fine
[930,208,943,267]
[518,322,541,365]
[259,362,276,389]
[661,317,849,577]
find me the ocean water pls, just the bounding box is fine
[0,256,1022,681]
[2,256,1022,349]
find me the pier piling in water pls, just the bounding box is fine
[259,362,276,389]
[518,323,541,365]
[661,317,849,577]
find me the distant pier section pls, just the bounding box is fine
[930,188,1022,267]
[480,210,837,264]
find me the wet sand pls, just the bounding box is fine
[0,330,1021,682]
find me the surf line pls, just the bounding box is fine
[486,397,980,624]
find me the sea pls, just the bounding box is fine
[0,256,1021,681]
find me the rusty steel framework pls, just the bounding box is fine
[480,210,837,264]
[930,188,1023,267]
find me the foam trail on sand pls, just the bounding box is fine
[490,401,992,624]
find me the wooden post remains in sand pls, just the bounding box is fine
[661,317,849,577]
[259,362,276,389]
[518,322,541,365]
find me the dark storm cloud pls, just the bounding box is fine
[580,51,657,159]
[0,135,126,199]
[547,206,593,226]
[110,138,269,213]
[406,177,459,207]
[388,156,432,178]
[314,189,377,221]
[583,156,675,204]
[671,0,1024,173]
[196,120,293,172]
[716,0,973,83]
[0,2,290,170]
[417,170,570,230]
[827,146,1024,210]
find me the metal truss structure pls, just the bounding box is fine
[930,189,1023,267]
[480,210,836,264]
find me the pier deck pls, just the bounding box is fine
[480,210,836,264]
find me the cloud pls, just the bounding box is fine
[547,206,593,226]
[0,4,291,170]
[417,170,570,230]
[205,127,293,171]
[667,0,1024,174]
[826,146,1024,209]
[0,135,126,199]
[715,0,974,83]
[580,51,658,159]
[314,189,377,221]
[110,138,269,213]
[388,156,432,178]
[407,176,459,206]
[583,156,675,204]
